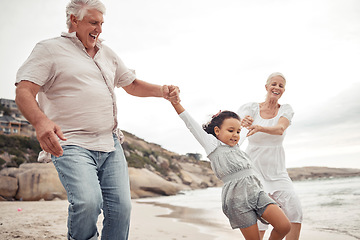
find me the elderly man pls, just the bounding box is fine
[15,0,179,239]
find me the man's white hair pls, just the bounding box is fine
[66,0,106,29]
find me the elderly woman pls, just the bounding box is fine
[237,72,302,240]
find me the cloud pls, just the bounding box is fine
[1,0,359,169]
[285,83,360,168]
[293,82,360,130]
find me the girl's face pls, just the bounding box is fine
[214,118,241,147]
[266,76,286,100]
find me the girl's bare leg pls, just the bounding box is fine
[261,204,291,240]
[259,223,300,240]
[286,223,301,240]
[240,223,261,240]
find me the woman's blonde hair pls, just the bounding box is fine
[266,72,286,86]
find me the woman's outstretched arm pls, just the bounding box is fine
[247,117,290,136]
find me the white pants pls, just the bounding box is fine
[258,190,303,231]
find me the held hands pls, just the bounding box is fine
[34,118,67,157]
[162,85,180,104]
[163,85,184,114]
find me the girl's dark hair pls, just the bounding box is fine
[202,111,240,137]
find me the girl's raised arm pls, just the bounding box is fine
[171,102,185,115]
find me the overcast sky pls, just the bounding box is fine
[1,0,359,169]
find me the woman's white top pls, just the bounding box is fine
[237,102,295,194]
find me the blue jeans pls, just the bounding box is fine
[52,136,131,240]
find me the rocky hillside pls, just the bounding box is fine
[120,131,223,198]
[1,132,360,201]
[0,132,222,201]
[287,166,360,181]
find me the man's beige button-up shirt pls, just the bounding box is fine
[16,32,136,152]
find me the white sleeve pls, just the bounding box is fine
[16,42,54,88]
[238,128,249,146]
[237,102,256,119]
[281,104,294,124]
[179,110,218,156]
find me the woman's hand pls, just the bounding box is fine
[248,117,289,136]
[247,125,263,136]
[241,115,254,128]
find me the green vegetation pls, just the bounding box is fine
[122,141,173,176]
[0,157,6,165]
[0,135,41,170]
[0,130,204,180]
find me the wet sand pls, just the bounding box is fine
[0,200,358,240]
[0,200,214,240]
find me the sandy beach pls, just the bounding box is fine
[0,199,358,240]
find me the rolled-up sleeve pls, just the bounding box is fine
[116,69,136,88]
[113,52,136,88]
[16,42,55,89]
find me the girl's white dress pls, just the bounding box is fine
[179,110,275,229]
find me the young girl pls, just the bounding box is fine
[170,98,291,240]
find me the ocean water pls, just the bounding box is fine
[295,177,360,239]
[138,177,360,239]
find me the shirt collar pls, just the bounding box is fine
[61,32,104,49]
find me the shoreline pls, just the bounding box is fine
[138,200,360,240]
[0,199,358,240]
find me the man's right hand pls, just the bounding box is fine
[15,80,67,157]
[34,118,67,157]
